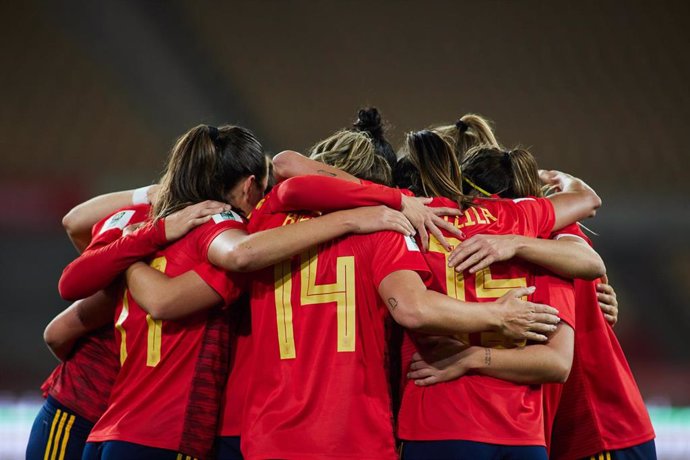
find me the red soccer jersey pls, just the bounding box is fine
[42,204,151,423]
[217,176,403,438]
[397,196,576,446]
[87,211,245,459]
[544,224,654,459]
[239,185,431,460]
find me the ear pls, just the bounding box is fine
[241,175,256,198]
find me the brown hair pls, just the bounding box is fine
[154,124,266,218]
[309,108,393,185]
[461,146,542,198]
[402,129,473,207]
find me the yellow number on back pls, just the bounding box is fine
[116,256,166,366]
[273,250,356,360]
[428,236,527,348]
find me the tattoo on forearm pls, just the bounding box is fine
[484,348,492,366]
[317,169,337,177]
[387,298,398,311]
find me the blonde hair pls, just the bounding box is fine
[433,113,500,160]
[310,129,392,185]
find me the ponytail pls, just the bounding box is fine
[154,124,265,218]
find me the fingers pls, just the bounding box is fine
[427,223,451,252]
[531,312,561,326]
[432,215,464,239]
[408,368,436,380]
[532,303,560,316]
[521,331,549,342]
[467,256,495,274]
[431,207,463,217]
[505,286,537,299]
[528,322,559,335]
[599,303,617,315]
[413,375,441,387]
[604,314,617,326]
[454,250,489,274]
[448,241,480,269]
[600,273,609,284]
[190,215,213,227]
[597,293,616,307]
[418,221,429,252]
[408,360,430,372]
[596,283,615,296]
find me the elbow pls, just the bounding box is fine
[391,297,427,331]
[272,150,303,181]
[143,299,176,321]
[62,208,79,235]
[587,192,602,218]
[221,247,254,273]
[552,360,572,383]
[43,325,68,362]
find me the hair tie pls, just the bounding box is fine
[463,176,492,197]
[207,125,220,144]
[501,150,512,168]
[455,119,469,134]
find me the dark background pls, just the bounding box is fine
[1,0,689,404]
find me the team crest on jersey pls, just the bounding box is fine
[212,210,242,224]
[99,210,136,234]
[404,235,420,252]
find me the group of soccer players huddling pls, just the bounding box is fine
[27,107,656,460]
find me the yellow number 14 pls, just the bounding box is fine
[274,249,356,360]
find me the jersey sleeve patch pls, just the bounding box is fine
[212,210,243,224]
[98,210,136,234]
[404,235,420,252]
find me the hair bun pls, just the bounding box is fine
[353,107,383,140]
[455,119,469,134]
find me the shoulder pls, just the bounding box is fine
[93,203,151,236]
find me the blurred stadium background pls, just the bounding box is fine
[1,1,689,459]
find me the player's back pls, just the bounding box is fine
[242,194,429,460]
[88,213,243,459]
[546,227,654,458]
[398,196,574,446]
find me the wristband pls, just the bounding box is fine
[132,185,152,205]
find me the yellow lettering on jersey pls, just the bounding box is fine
[464,208,476,227]
[274,260,296,359]
[480,207,498,223]
[115,290,130,365]
[300,249,356,352]
[146,257,167,366]
[471,206,488,225]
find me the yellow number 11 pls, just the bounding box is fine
[274,249,356,360]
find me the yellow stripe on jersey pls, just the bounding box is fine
[44,409,61,460]
[57,414,75,460]
[176,455,182,460]
[606,452,612,460]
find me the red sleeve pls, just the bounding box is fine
[59,218,167,300]
[195,211,247,261]
[192,263,245,306]
[503,197,556,238]
[532,272,576,330]
[365,231,431,288]
[270,176,402,213]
